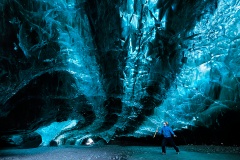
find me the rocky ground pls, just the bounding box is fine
[0,145,239,160]
[180,145,240,154]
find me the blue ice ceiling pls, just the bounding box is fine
[0,0,239,147]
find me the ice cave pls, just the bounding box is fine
[0,0,240,157]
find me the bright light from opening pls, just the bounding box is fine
[86,138,94,145]
[36,120,77,146]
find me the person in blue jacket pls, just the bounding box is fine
[155,121,180,154]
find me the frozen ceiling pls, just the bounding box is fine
[0,0,239,147]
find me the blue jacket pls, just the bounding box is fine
[159,126,175,138]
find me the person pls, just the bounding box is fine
[155,121,180,154]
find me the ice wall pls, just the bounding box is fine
[136,0,240,137]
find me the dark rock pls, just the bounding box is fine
[0,132,42,149]
[49,140,58,147]
[18,132,42,149]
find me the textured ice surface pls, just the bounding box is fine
[0,0,239,146]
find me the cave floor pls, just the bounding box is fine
[0,145,240,160]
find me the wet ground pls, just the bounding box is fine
[0,145,239,160]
